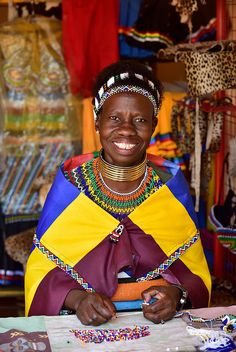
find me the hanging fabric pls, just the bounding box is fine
[229,137,236,178]
[170,0,214,41]
[126,0,215,52]
[209,154,236,253]
[0,15,78,214]
[62,0,119,97]
[170,96,232,211]
[147,91,187,170]
[82,97,101,154]
[124,0,188,52]
[158,40,236,97]
[119,0,155,58]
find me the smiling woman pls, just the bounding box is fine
[96,93,154,169]
[25,60,211,327]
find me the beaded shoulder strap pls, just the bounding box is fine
[136,232,200,282]
[33,234,95,292]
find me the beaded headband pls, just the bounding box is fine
[93,72,159,120]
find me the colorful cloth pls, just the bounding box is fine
[0,315,51,352]
[0,329,51,352]
[62,0,119,97]
[128,0,216,52]
[119,0,155,58]
[25,153,211,316]
[147,91,187,169]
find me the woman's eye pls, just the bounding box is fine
[135,117,146,123]
[109,116,119,121]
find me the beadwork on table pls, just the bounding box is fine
[175,312,236,351]
[70,325,150,344]
[221,315,236,334]
[186,326,236,352]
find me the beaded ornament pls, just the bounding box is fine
[93,71,160,120]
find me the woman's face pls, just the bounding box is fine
[95,92,157,167]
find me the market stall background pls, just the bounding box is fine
[0,0,235,317]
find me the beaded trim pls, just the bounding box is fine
[33,234,95,292]
[94,70,160,120]
[33,232,200,293]
[94,85,158,120]
[64,157,163,221]
[136,232,200,282]
[95,72,159,103]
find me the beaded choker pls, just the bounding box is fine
[98,150,147,182]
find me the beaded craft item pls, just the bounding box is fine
[221,315,236,334]
[70,325,150,344]
[175,311,236,334]
[186,326,236,352]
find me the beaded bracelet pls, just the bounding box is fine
[172,284,188,311]
[59,309,74,315]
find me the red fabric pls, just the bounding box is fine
[63,152,95,172]
[62,0,119,97]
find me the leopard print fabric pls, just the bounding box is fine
[4,228,34,267]
[158,40,236,97]
[177,50,236,97]
[171,99,207,154]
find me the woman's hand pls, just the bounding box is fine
[64,289,116,326]
[141,285,181,324]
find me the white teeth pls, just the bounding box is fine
[114,142,136,150]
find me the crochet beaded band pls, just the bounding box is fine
[93,71,160,120]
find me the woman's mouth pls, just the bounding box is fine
[113,142,136,150]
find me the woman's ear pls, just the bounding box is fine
[152,118,158,133]
[95,119,99,133]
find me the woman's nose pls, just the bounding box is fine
[118,120,136,135]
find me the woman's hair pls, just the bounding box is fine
[92,60,163,119]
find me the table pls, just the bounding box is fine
[0,306,235,351]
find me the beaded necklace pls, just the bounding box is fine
[65,157,163,221]
[99,167,148,196]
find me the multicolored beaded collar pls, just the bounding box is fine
[64,157,163,221]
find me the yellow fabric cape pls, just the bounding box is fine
[25,154,211,315]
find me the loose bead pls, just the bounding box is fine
[70,325,150,344]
